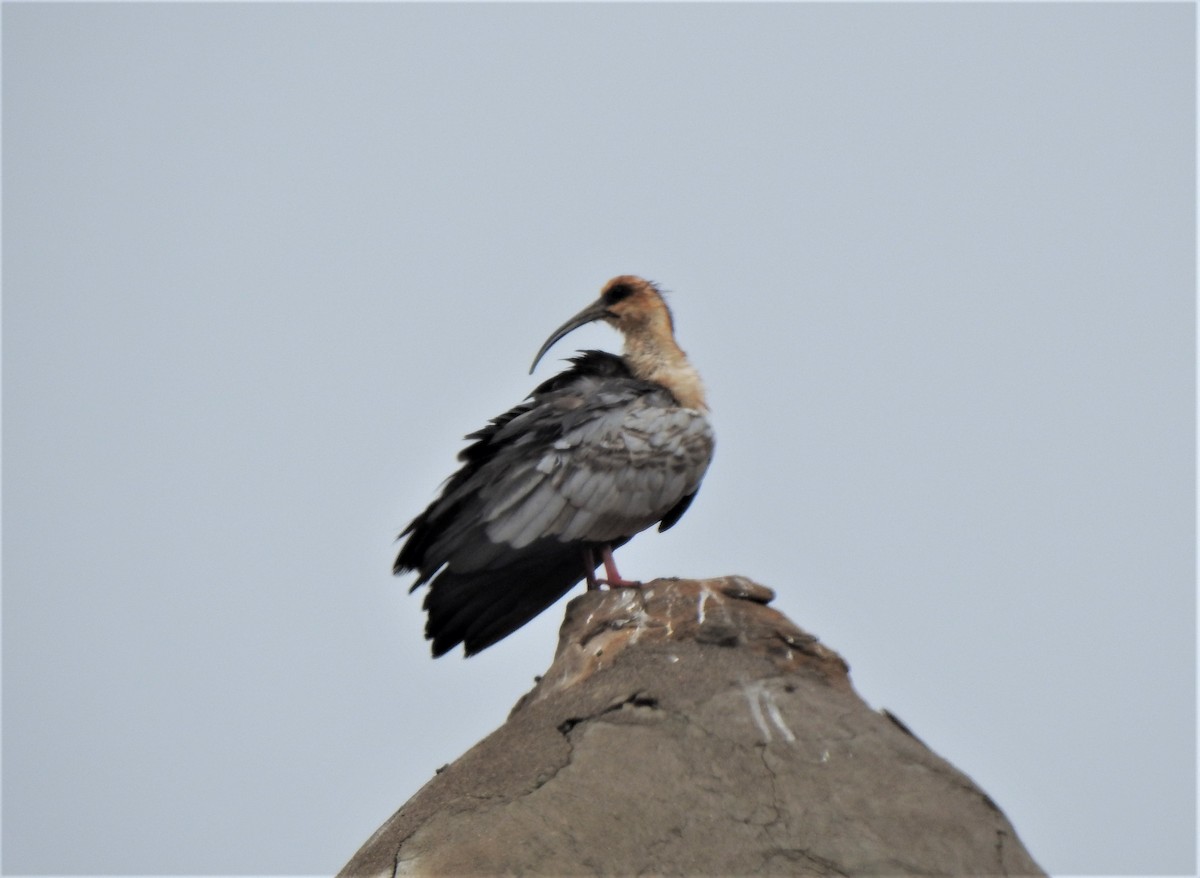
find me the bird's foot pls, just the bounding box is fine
[596,576,643,589]
[598,545,638,589]
[584,546,642,589]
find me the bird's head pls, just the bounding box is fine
[530,275,674,374]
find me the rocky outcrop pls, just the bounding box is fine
[340,577,1045,876]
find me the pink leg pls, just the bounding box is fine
[597,545,641,588]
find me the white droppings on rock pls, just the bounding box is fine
[761,688,796,744]
[741,680,773,743]
[697,584,717,624]
[740,680,796,745]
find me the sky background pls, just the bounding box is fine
[2,3,1195,876]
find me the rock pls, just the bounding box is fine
[339,577,1045,877]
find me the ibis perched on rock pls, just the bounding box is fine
[395,276,714,656]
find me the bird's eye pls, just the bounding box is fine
[602,283,634,306]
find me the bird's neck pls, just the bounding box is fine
[623,332,709,411]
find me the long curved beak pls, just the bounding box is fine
[529,299,611,374]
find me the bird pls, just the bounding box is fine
[395,275,714,657]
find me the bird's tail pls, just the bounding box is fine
[421,541,596,656]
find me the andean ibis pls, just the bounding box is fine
[395,276,714,656]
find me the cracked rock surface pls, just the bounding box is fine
[339,577,1045,877]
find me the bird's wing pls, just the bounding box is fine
[396,356,713,583]
[475,379,714,551]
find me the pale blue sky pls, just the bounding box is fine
[3,3,1194,875]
